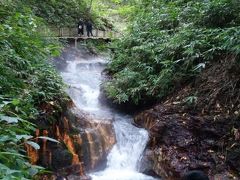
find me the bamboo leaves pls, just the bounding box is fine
[105,0,240,104]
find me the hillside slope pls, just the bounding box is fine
[135,55,240,179]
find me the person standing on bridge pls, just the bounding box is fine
[77,20,84,36]
[86,20,93,37]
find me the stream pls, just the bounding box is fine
[57,47,156,180]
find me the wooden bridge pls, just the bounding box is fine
[44,27,120,47]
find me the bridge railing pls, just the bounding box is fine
[43,27,120,39]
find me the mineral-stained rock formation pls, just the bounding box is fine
[27,101,116,178]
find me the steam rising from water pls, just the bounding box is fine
[56,48,156,180]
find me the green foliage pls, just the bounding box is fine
[0,98,42,180]
[183,95,198,105]
[24,0,89,27]
[105,0,240,104]
[85,39,111,55]
[23,0,115,29]
[0,1,67,179]
[90,0,138,31]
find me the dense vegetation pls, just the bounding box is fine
[2,0,240,178]
[105,0,240,104]
[90,0,138,31]
[24,0,89,27]
[24,0,128,29]
[0,1,90,179]
[0,0,122,178]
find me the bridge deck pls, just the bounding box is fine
[52,36,112,40]
[44,27,119,40]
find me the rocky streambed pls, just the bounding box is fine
[28,47,240,180]
[32,46,156,180]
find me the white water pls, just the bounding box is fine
[58,49,156,180]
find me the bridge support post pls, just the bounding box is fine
[74,38,77,48]
[96,29,99,37]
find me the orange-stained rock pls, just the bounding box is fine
[27,102,116,177]
[26,145,39,165]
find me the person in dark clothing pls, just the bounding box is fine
[77,20,84,36]
[182,170,209,180]
[86,20,93,37]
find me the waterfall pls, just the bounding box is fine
[58,48,156,180]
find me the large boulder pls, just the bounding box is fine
[134,104,238,179]
[27,102,116,178]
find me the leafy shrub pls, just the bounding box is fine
[0,1,67,178]
[105,0,240,104]
[0,98,42,180]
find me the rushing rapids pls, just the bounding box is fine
[57,47,156,180]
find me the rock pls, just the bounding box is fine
[182,170,209,180]
[51,148,73,169]
[27,101,116,177]
[138,150,154,175]
[134,104,238,179]
[65,107,116,171]
[226,145,240,172]
[138,150,161,178]
[67,174,91,180]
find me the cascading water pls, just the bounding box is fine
[58,48,156,180]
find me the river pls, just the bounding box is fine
[57,47,156,180]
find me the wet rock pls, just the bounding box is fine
[46,173,91,180]
[138,150,154,174]
[67,174,91,180]
[65,107,116,171]
[134,104,238,179]
[27,102,116,177]
[226,145,240,172]
[138,150,161,178]
[182,170,209,180]
[52,148,73,170]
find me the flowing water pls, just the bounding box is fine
[57,48,156,180]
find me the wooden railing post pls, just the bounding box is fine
[59,28,61,37]
[96,29,98,37]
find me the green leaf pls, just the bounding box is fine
[6,169,21,175]
[0,115,19,123]
[16,135,33,141]
[0,163,10,170]
[11,99,20,106]
[28,167,39,176]
[0,136,13,143]
[26,141,40,150]
[193,63,206,71]
[0,152,25,158]
[37,136,59,143]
